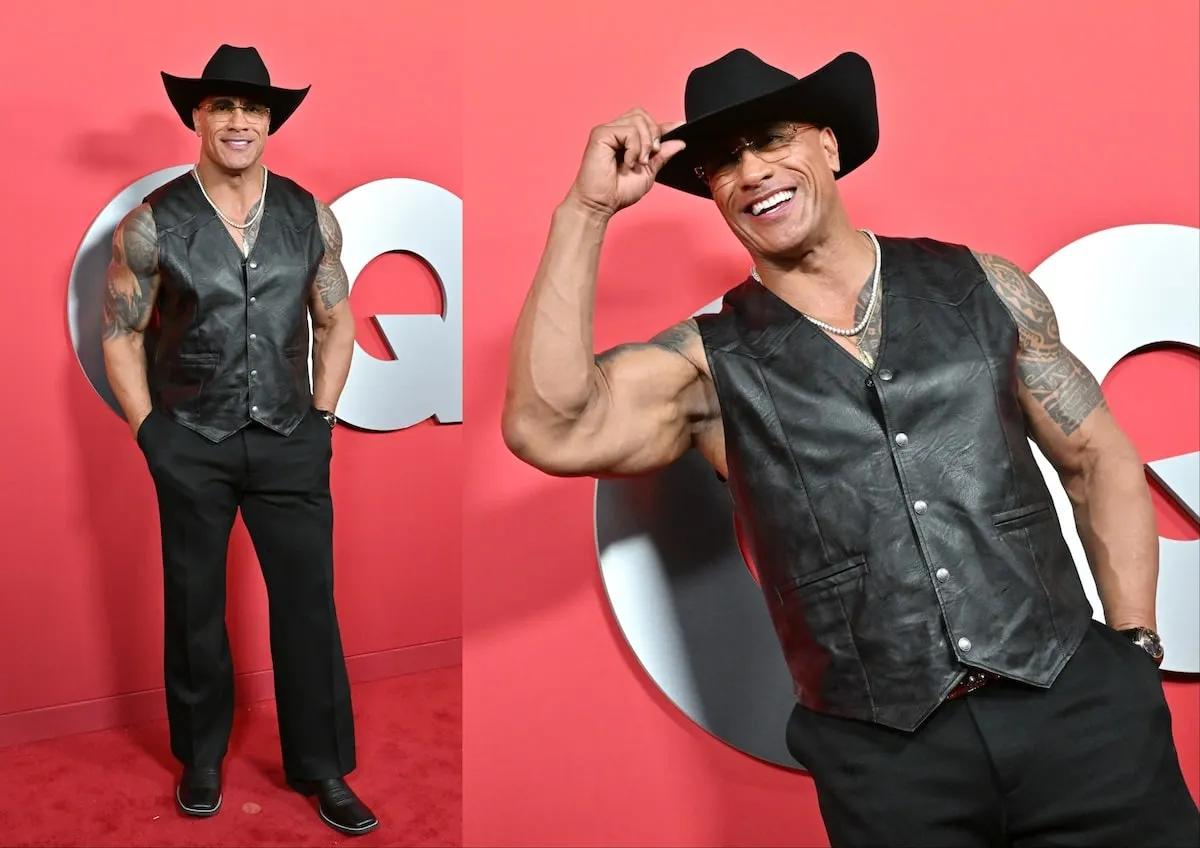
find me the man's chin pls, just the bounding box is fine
[212,155,262,176]
[749,232,812,264]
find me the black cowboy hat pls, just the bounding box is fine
[161,44,310,136]
[655,49,879,198]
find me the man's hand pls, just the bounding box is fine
[566,109,686,220]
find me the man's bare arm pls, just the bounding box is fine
[102,204,160,436]
[501,200,717,477]
[309,199,355,413]
[975,251,1158,631]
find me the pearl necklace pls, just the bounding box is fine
[191,165,268,232]
[750,229,881,337]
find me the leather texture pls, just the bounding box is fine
[288,777,379,836]
[143,171,324,443]
[176,766,222,816]
[697,236,1094,731]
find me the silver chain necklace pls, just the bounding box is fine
[191,165,268,232]
[750,229,881,337]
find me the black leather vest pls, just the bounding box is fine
[143,171,324,442]
[697,236,1094,731]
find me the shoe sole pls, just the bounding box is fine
[175,785,222,817]
[319,808,379,836]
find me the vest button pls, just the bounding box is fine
[250,333,257,341]
[958,637,972,652]
[878,369,894,381]
[249,261,258,269]
[865,377,874,388]
[250,370,257,377]
[250,296,257,304]
[913,500,928,514]
[936,567,950,582]
[251,405,258,413]
[895,432,909,446]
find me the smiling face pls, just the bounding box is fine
[698,120,844,262]
[192,95,271,174]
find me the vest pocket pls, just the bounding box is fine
[776,554,869,597]
[773,555,873,711]
[164,353,220,398]
[169,352,220,374]
[991,502,1054,531]
[174,352,220,365]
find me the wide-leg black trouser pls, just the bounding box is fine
[137,407,356,780]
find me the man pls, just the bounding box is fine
[101,45,377,837]
[502,48,1199,846]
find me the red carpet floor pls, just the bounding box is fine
[0,666,461,847]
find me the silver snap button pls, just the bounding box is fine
[913,500,928,514]
[936,568,949,582]
[250,370,257,377]
[878,369,893,381]
[958,637,972,652]
[251,405,258,413]
[249,333,257,341]
[895,432,909,446]
[250,296,257,304]
[248,261,258,269]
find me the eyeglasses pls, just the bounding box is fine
[202,98,271,122]
[694,123,817,186]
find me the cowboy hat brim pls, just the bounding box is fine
[161,72,311,136]
[655,52,879,198]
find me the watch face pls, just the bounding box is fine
[1137,629,1165,660]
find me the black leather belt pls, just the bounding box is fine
[947,669,1001,700]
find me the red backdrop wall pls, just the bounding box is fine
[462,1,1200,846]
[0,0,462,747]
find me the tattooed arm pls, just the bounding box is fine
[309,200,355,413]
[102,204,160,437]
[975,251,1158,631]
[502,201,718,477]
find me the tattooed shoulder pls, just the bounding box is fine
[313,199,349,311]
[103,204,159,339]
[650,318,701,355]
[595,319,701,366]
[972,250,1106,435]
[116,204,158,277]
[315,199,343,254]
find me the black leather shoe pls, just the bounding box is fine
[287,777,378,836]
[176,766,222,817]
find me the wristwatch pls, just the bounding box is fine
[1119,626,1165,666]
[317,408,337,429]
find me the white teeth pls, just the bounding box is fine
[751,189,795,216]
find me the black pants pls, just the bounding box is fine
[786,620,1200,847]
[137,407,356,781]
